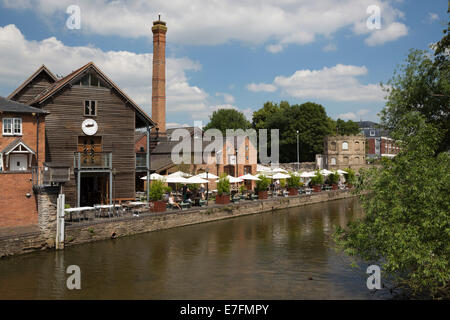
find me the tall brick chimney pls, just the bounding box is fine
[151,16,167,133]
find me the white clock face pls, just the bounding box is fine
[82,119,98,136]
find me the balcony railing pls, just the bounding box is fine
[32,165,70,188]
[74,152,112,170]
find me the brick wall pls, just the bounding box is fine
[0,172,38,228]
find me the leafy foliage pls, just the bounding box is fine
[256,175,270,191]
[287,174,302,189]
[380,48,449,152]
[344,168,356,185]
[310,170,324,186]
[149,180,171,201]
[332,119,361,135]
[204,108,251,135]
[239,185,247,194]
[217,174,231,195]
[334,113,450,299]
[328,171,340,185]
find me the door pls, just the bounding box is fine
[10,154,28,171]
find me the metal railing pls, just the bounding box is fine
[32,165,70,187]
[74,152,112,170]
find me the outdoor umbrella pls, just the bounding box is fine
[336,169,347,175]
[168,171,191,178]
[185,176,210,184]
[215,175,243,183]
[300,171,316,178]
[319,169,333,176]
[165,176,190,184]
[140,173,164,180]
[257,164,272,173]
[195,172,219,179]
[239,173,261,181]
[272,173,291,179]
[272,167,288,173]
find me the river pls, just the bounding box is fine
[0,198,389,299]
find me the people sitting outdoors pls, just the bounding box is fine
[168,193,181,210]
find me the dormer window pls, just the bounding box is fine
[370,130,376,136]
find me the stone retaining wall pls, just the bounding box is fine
[0,189,356,258]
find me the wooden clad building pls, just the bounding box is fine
[8,62,155,206]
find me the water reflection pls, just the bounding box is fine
[0,198,389,299]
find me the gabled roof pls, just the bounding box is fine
[0,96,48,114]
[7,65,57,100]
[1,138,36,155]
[29,62,155,127]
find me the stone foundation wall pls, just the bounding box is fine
[0,189,356,258]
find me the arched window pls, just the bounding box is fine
[331,142,336,151]
[331,157,336,165]
[342,142,349,150]
[355,157,359,164]
[343,156,349,164]
[355,141,360,151]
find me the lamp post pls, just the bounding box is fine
[206,168,209,206]
[296,130,299,171]
[235,147,238,177]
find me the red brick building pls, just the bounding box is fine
[0,97,47,228]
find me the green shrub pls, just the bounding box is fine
[217,174,231,196]
[64,204,71,209]
[149,180,170,201]
[310,170,324,186]
[280,179,286,188]
[328,171,340,184]
[256,175,270,191]
[187,183,199,192]
[239,185,247,194]
[344,168,356,185]
[287,174,302,189]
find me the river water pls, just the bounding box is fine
[0,198,389,299]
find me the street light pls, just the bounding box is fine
[206,168,209,206]
[296,130,299,171]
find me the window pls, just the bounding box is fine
[343,156,349,164]
[78,74,106,88]
[342,141,349,150]
[2,118,21,135]
[355,157,360,164]
[84,100,97,116]
[331,157,336,165]
[331,142,336,151]
[355,141,360,151]
[370,130,376,136]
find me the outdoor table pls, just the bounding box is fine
[304,188,313,195]
[94,204,122,218]
[126,202,147,215]
[64,207,96,221]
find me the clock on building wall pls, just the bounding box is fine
[82,119,98,136]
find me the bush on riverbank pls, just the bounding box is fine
[334,113,450,299]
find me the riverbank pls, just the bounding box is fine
[0,189,357,258]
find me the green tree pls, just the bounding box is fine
[331,118,361,135]
[380,48,449,152]
[204,108,251,135]
[334,113,450,299]
[252,101,334,162]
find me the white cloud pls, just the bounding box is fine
[365,22,408,46]
[216,92,235,104]
[247,64,385,102]
[1,0,409,52]
[0,24,207,119]
[338,112,357,120]
[356,109,370,117]
[246,82,277,93]
[424,12,439,24]
[323,43,337,52]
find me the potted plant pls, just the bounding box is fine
[216,175,231,204]
[344,168,356,188]
[310,170,324,192]
[328,171,340,190]
[149,180,171,212]
[256,175,270,199]
[287,174,302,196]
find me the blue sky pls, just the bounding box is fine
[0,0,447,127]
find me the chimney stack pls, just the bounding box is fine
[151,17,167,133]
